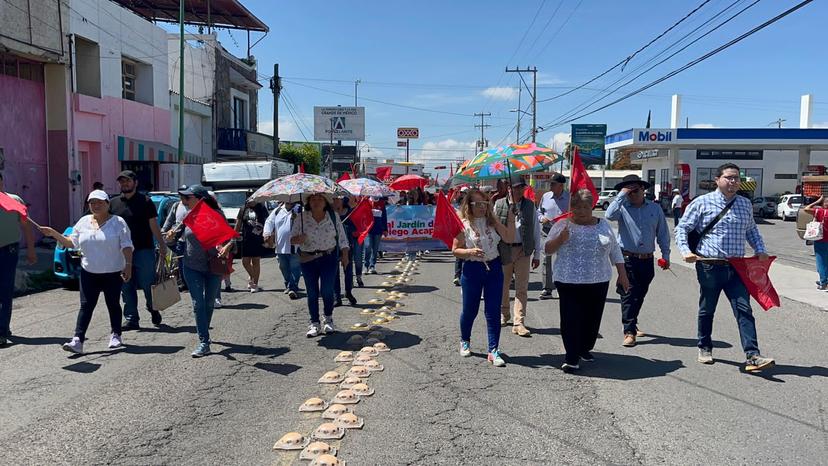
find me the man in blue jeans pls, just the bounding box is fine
[109,170,166,330]
[264,202,302,299]
[0,173,37,346]
[676,163,775,372]
[363,198,387,274]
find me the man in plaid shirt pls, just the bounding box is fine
[676,163,775,372]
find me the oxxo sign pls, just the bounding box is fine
[636,129,674,143]
[397,127,419,139]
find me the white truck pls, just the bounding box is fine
[202,160,293,226]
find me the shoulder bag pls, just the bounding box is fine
[803,208,824,241]
[687,197,736,254]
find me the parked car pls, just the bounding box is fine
[596,190,618,210]
[213,189,250,227]
[776,194,804,221]
[751,196,778,218]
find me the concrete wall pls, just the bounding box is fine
[0,0,65,61]
[170,92,213,160]
[168,34,216,103]
[214,46,259,131]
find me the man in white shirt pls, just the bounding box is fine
[264,202,302,299]
[538,173,569,300]
[671,188,683,228]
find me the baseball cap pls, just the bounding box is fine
[87,190,109,202]
[672,188,680,193]
[178,184,209,199]
[550,173,566,184]
[117,170,137,181]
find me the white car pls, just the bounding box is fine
[596,190,618,210]
[776,194,803,221]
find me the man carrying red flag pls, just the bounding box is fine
[676,163,775,372]
[0,173,37,346]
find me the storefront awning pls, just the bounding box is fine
[117,136,207,164]
[110,0,268,32]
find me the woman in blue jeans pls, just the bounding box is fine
[803,195,828,290]
[291,194,350,338]
[175,185,234,357]
[363,197,387,274]
[452,188,515,367]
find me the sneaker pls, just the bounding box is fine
[191,342,211,358]
[356,277,364,287]
[214,299,223,309]
[0,336,6,347]
[346,293,357,306]
[306,323,320,338]
[580,352,595,362]
[697,348,714,364]
[249,285,262,293]
[622,334,636,347]
[62,337,84,354]
[561,362,579,373]
[334,298,343,307]
[322,317,336,335]
[288,290,299,300]
[539,289,557,300]
[488,349,506,367]
[635,327,646,337]
[817,283,828,291]
[108,333,123,349]
[453,277,460,286]
[500,316,510,327]
[460,341,471,357]
[283,288,290,295]
[224,284,232,292]
[370,267,378,275]
[512,324,531,337]
[122,320,140,331]
[150,310,162,326]
[745,354,775,372]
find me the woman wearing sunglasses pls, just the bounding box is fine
[452,188,515,367]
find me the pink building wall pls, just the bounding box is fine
[72,93,171,194]
[0,74,49,226]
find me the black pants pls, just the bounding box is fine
[673,208,682,228]
[454,258,464,279]
[556,281,609,365]
[76,269,123,341]
[618,256,655,335]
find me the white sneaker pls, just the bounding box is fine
[697,348,714,364]
[108,333,123,349]
[460,341,471,357]
[322,317,336,334]
[62,337,84,354]
[214,299,223,308]
[306,323,320,338]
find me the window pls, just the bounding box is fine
[660,168,669,192]
[233,96,247,130]
[121,56,153,105]
[697,149,763,160]
[744,168,763,196]
[74,37,101,98]
[122,60,136,101]
[697,168,716,195]
[646,170,656,193]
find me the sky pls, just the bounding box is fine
[202,0,828,179]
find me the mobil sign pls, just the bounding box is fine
[635,128,675,144]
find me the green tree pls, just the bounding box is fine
[280,143,322,174]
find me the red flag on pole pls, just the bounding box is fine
[570,146,598,208]
[727,256,781,311]
[336,172,351,183]
[432,192,464,248]
[376,166,392,181]
[298,164,305,174]
[349,199,375,245]
[183,199,239,250]
[0,192,27,222]
[523,185,536,202]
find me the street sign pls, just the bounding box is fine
[397,140,408,147]
[314,107,365,141]
[397,127,419,139]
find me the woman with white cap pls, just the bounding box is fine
[40,190,134,354]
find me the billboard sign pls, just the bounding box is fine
[314,106,365,141]
[571,124,607,166]
[634,128,675,144]
[397,127,419,139]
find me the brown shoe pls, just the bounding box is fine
[512,324,531,337]
[635,328,645,337]
[622,334,636,347]
[501,316,511,327]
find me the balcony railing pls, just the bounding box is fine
[217,128,247,152]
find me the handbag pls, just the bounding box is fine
[688,198,736,254]
[209,254,231,276]
[803,209,824,241]
[151,255,180,311]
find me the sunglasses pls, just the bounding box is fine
[471,201,490,207]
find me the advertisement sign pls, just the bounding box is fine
[680,163,691,199]
[380,205,448,252]
[634,128,675,145]
[397,127,419,139]
[314,106,365,141]
[571,124,607,166]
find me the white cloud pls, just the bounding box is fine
[811,122,828,128]
[689,123,716,129]
[481,87,519,101]
[537,72,565,85]
[545,132,571,153]
[258,119,304,142]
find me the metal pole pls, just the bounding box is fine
[532,66,537,143]
[355,79,360,172]
[405,139,410,175]
[271,63,280,161]
[177,0,184,187]
[329,118,334,178]
[516,86,521,144]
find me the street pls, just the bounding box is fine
[1,251,825,465]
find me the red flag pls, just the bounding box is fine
[376,166,392,181]
[298,164,305,174]
[570,146,598,208]
[523,185,536,202]
[432,192,464,248]
[183,199,239,249]
[336,172,351,182]
[0,192,27,222]
[727,256,781,311]
[349,199,375,245]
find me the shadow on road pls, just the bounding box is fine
[531,327,561,336]
[716,359,828,382]
[62,344,187,372]
[316,330,422,351]
[7,335,67,346]
[575,353,684,380]
[212,342,289,360]
[139,324,197,335]
[636,333,733,349]
[400,285,439,294]
[218,303,268,310]
[252,362,302,375]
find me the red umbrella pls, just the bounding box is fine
[389,174,427,191]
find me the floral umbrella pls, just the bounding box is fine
[389,174,427,191]
[454,142,562,181]
[338,178,397,198]
[247,173,348,203]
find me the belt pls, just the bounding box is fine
[301,248,335,256]
[698,257,730,265]
[622,251,654,260]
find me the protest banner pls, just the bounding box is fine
[380,205,449,252]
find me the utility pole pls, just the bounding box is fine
[355,79,360,174]
[329,117,335,179]
[269,63,281,162]
[506,66,538,142]
[516,86,521,144]
[769,118,786,128]
[177,0,184,186]
[474,112,491,153]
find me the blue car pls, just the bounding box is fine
[53,193,179,282]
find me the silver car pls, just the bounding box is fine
[596,190,618,210]
[751,196,777,218]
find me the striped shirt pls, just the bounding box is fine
[675,190,766,258]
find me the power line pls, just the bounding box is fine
[519,0,564,61]
[538,0,814,131]
[530,0,584,62]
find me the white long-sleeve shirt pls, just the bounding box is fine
[264,206,295,254]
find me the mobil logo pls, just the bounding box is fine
[638,130,673,142]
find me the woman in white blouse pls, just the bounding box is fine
[40,190,134,354]
[452,188,515,367]
[544,189,631,373]
[291,193,350,338]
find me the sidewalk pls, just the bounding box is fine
[14,244,60,294]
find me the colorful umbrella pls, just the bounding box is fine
[454,142,562,181]
[248,173,348,203]
[389,174,427,191]
[338,178,397,199]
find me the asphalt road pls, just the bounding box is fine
[0,252,826,465]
